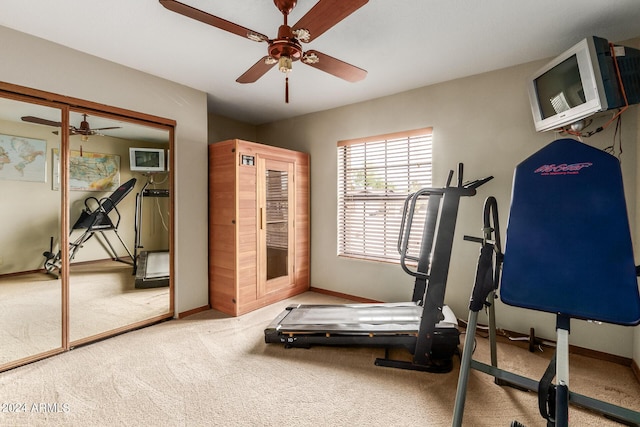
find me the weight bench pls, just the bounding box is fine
[452,138,640,426]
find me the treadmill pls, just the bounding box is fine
[135,250,170,288]
[265,165,492,373]
[133,178,170,289]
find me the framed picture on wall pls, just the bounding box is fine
[0,133,46,183]
[52,148,120,191]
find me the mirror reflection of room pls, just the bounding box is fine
[0,97,63,367]
[0,97,173,371]
[65,111,171,344]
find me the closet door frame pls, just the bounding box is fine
[0,81,176,371]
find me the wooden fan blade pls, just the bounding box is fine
[21,115,62,127]
[236,57,277,83]
[303,50,366,82]
[159,0,269,41]
[52,129,76,136]
[293,0,368,42]
[93,127,122,131]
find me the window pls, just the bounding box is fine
[337,128,433,263]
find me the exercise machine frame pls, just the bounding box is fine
[132,174,170,288]
[453,197,640,426]
[452,138,640,427]
[43,178,136,277]
[265,164,492,373]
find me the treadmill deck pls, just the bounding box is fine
[268,302,457,335]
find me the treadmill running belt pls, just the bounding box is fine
[144,251,169,279]
[275,303,457,334]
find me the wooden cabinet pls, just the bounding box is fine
[208,139,309,316]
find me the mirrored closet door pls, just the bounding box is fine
[66,110,172,345]
[0,87,174,371]
[0,96,64,369]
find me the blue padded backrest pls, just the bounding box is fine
[501,138,640,325]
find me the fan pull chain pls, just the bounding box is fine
[285,76,289,103]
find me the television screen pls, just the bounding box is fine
[528,36,640,133]
[129,147,165,172]
[528,36,610,132]
[135,150,160,168]
[534,55,586,120]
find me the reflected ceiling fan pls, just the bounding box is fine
[21,114,122,141]
[159,0,368,102]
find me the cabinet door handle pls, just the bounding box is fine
[260,208,264,230]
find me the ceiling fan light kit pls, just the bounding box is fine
[278,56,293,74]
[159,0,369,103]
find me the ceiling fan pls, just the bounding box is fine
[21,114,122,140]
[159,0,369,102]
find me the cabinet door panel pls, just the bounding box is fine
[257,156,295,297]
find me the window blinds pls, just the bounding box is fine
[337,128,433,262]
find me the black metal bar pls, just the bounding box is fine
[374,356,452,373]
[413,188,468,365]
[409,193,441,301]
[470,360,640,426]
[397,193,414,255]
[556,383,569,427]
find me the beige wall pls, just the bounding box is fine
[0,25,209,316]
[257,53,640,358]
[0,117,63,272]
[208,114,257,143]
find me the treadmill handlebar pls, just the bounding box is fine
[397,164,493,280]
[398,195,440,280]
[398,188,432,280]
[464,176,494,190]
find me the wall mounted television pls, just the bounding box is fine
[129,147,166,173]
[528,35,640,132]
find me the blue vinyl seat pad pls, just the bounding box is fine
[501,138,640,325]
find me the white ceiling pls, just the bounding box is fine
[1,0,640,125]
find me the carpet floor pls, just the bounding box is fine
[0,261,170,365]
[1,291,638,426]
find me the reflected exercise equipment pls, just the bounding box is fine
[133,174,170,288]
[43,178,137,277]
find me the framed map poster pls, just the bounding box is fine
[0,133,47,182]
[53,149,121,191]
